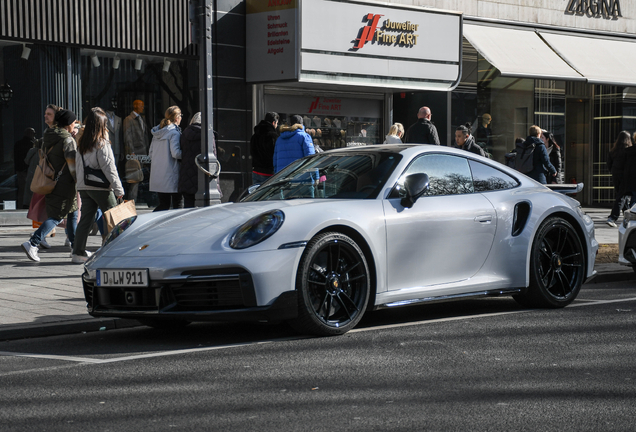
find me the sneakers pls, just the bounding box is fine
[64,237,71,247]
[70,250,92,264]
[607,218,618,228]
[39,238,51,249]
[21,241,40,262]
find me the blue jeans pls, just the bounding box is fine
[30,210,78,247]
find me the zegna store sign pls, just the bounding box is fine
[246,0,462,91]
[565,0,622,19]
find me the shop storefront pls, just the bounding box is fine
[398,0,636,206]
[0,0,197,210]
[246,0,462,149]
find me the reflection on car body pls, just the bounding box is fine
[82,145,598,336]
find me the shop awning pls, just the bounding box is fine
[540,32,636,87]
[463,24,584,82]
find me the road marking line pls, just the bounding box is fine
[1,297,635,365]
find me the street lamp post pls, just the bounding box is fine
[192,0,222,207]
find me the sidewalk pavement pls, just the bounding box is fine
[0,207,633,342]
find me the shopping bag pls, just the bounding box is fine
[103,200,137,234]
[26,192,47,223]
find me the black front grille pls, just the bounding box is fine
[164,269,256,311]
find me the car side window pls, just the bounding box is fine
[391,154,474,198]
[468,159,520,192]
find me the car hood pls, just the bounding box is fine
[99,201,315,258]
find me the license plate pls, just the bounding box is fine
[97,269,149,287]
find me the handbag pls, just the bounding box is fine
[30,147,66,195]
[81,152,110,188]
[125,159,144,183]
[103,199,137,235]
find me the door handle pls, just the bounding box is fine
[474,215,493,223]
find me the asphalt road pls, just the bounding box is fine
[0,280,635,432]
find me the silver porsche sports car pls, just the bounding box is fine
[618,201,636,273]
[82,145,598,336]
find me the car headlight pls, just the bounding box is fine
[230,210,284,249]
[103,216,137,246]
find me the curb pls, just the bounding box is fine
[0,318,142,342]
[587,270,634,284]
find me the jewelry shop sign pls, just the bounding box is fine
[247,0,462,91]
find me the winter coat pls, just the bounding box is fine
[178,124,200,195]
[149,124,182,193]
[273,124,315,173]
[454,135,485,157]
[546,144,563,184]
[404,118,440,145]
[250,120,278,175]
[621,147,636,195]
[383,135,402,144]
[75,139,124,197]
[526,136,556,184]
[42,127,78,220]
[608,145,628,190]
[23,145,40,205]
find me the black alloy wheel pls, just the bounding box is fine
[514,217,585,308]
[290,232,371,336]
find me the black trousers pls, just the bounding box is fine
[154,192,183,212]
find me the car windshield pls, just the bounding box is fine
[242,151,403,201]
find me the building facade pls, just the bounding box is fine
[1,0,634,210]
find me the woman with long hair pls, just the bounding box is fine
[72,107,124,263]
[383,123,404,144]
[541,130,563,184]
[149,105,183,211]
[606,130,632,227]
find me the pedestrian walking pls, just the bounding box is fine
[273,115,315,173]
[524,125,557,184]
[542,130,563,184]
[21,109,79,262]
[404,106,440,145]
[606,130,632,227]
[149,106,183,211]
[71,107,124,263]
[383,123,404,144]
[250,112,279,184]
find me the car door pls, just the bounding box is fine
[383,153,497,291]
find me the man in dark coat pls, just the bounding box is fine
[250,112,279,184]
[404,106,440,145]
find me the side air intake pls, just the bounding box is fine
[512,202,531,236]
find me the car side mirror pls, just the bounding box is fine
[400,173,429,208]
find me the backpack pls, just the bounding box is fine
[514,140,535,174]
[30,147,67,195]
[504,151,517,168]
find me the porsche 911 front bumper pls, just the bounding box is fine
[82,268,299,323]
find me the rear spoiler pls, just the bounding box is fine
[545,183,583,194]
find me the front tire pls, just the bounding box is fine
[290,232,371,336]
[514,217,585,308]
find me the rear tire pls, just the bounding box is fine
[514,217,585,308]
[289,232,370,336]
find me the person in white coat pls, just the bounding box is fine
[149,106,183,211]
[72,107,125,263]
